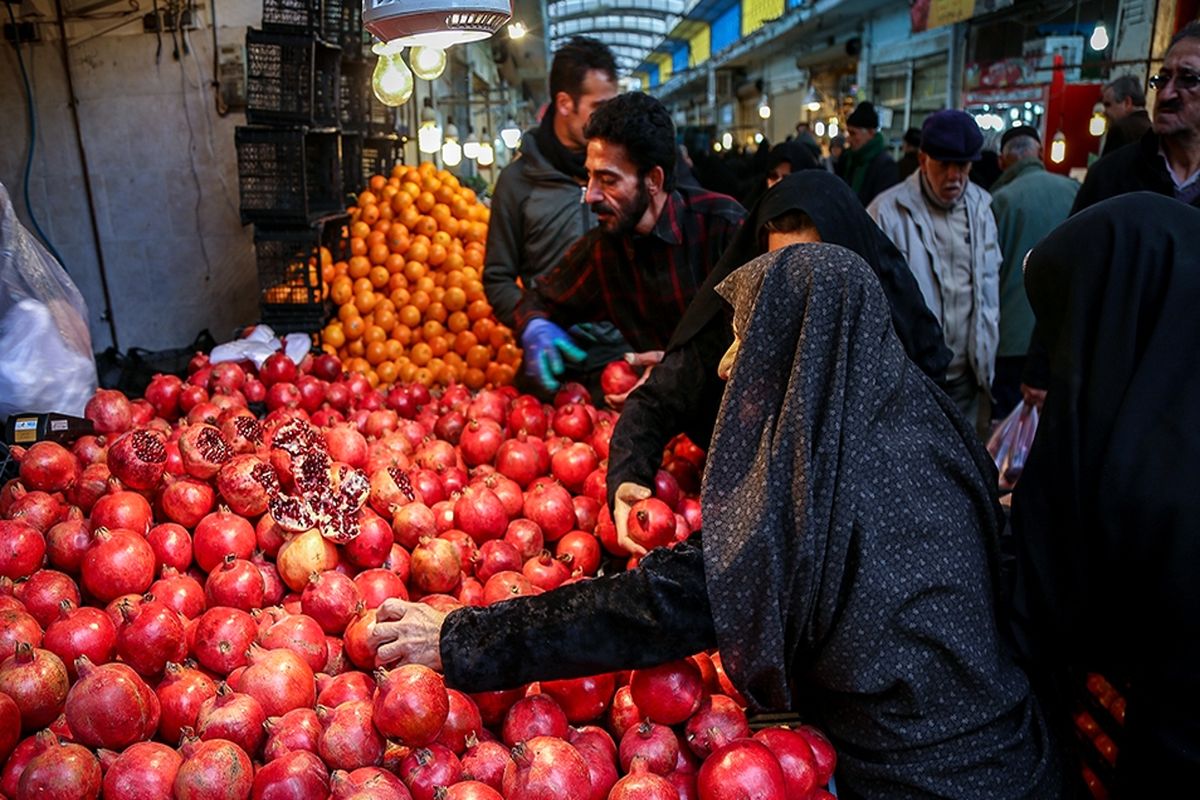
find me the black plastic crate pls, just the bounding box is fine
[254,214,349,333]
[261,0,364,55]
[339,60,396,137]
[361,135,401,181]
[236,127,343,224]
[341,132,364,196]
[246,29,341,127]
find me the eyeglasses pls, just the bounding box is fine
[1148,69,1200,91]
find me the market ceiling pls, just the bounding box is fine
[546,0,689,74]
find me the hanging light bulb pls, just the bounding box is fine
[371,42,414,106]
[712,141,722,152]
[828,118,839,138]
[721,132,733,150]
[478,129,495,166]
[1050,130,1067,163]
[758,100,772,120]
[463,128,481,160]
[803,86,822,112]
[1089,103,1107,137]
[813,120,826,137]
[442,138,462,166]
[754,132,764,143]
[1090,22,1109,51]
[410,46,447,80]
[500,118,523,149]
[418,97,443,154]
[507,21,527,39]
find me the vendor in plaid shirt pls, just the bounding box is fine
[513,92,746,395]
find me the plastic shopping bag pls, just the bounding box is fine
[0,182,98,422]
[986,401,1039,491]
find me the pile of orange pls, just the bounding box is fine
[319,162,521,390]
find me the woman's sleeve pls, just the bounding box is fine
[440,540,716,692]
[606,318,731,509]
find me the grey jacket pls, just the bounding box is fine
[868,173,1001,390]
[483,131,594,327]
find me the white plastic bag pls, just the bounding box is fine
[986,401,1040,491]
[0,182,97,421]
[209,324,311,370]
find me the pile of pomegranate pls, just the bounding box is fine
[0,349,838,800]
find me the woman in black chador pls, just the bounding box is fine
[371,244,1065,798]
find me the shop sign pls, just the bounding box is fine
[911,0,1013,33]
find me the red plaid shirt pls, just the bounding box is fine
[514,185,746,352]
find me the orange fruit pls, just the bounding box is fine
[350,220,371,239]
[348,256,371,280]
[354,290,378,315]
[376,360,398,385]
[472,317,494,342]
[361,204,380,225]
[443,286,467,312]
[385,253,405,274]
[467,299,491,321]
[413,216,438,238]
[410,342,433,367]
[368,243,390,266]
[416,191,436,213]
[447,311,470,334]
[322,323,346,348]
[424,303,447,325]
[352,277,373,296]
[398,304,421,327]
[369,175,387,193]
[330,276,353,305]
[411,290,431,312]
[344,316,365,340]
[427,244,448,266]
[406,240,429,263]
[368,266,390,289]
[338,303,360,324]
[464,367,486,390]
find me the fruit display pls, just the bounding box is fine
[320,163,522,391]
[0,350,838,799]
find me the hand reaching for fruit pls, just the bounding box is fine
[603,351,663,410]
[613,481,653,556]
[520,319,586,392]
[368,599,447,671]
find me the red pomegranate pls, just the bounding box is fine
[258,609,329,673]
[373,664,449,747]
[239,645,316,718]
[608,757,679,800]
[42,603,115,678]
[301,571,363,635]
[317,700,384,771]
[147,523,193,573]
[684,694,750,759]
[0,521,47,581]
[191,607,257,675]
[173,736,254,800]
[85,389,133,434]
[0,644,68,731]
[252,749,329,800]
[91,490,153,535]
[192,509,256,573]
[399,743,462,800]
[410,537,462,596]
[696,739,788,800]
[540,673,616,724]
[149,567,206,620]
[501,694,569,747]
[196,684,267,757]
[156,661,218,746]
[619,721,680,775]
[80,528,155,603]
[555,530,601,576]
[44,518,92,574]
[18,441,80,492]
[752,727,819,798]
[521,482,575,543]
[454,485,508,545]
[107,430,167,491]
[501,735,592,800]
[626,498,676,551]
[115,595,188,678]
[263,707,322,762]
[13,569,79,628]
[65,656,160,749]
[630,659,704,726]
[101,740,182,800]
[159,477,216,528]
[17,738,102,799]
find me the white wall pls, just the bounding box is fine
[1,0,264,353]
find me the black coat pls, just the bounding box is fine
[1071,130,1200,214]
[851,149,899,206]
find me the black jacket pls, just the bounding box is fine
[1072,130,1200,214]
[1100,109,1151,157]
[482,130,593,327]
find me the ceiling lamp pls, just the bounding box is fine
[478,138,495,166]
[442,120,462,166]
[418,98,444,154]
[803,86,822,112]
[463,128,481,160]
[758,94,772,120]
[371,42,415,106]
[364,0,512,49]
[1089,103,1107,137]
[1050,130,1067,164]
[507,20,527,39]
[1090,22,1109,51]
[499,118,522,149]
[410,45,448,80]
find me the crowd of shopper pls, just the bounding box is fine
[381,20,1200,798]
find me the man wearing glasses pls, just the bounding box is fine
[1072,21,1200,212]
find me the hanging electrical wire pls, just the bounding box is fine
[6,1,66,268]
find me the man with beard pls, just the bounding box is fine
[513,92,746,393]
[483,37,624,400]
[1072,22,1200,212]
[869,110,1001,437]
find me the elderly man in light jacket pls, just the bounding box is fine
[868,110,1000,437]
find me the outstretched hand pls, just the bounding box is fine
[612,481,653,557]
[367,599,448,671]
[604,350,663,409]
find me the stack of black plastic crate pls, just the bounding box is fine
[235,0,358,337]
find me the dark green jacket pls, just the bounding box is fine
[989,159,1079,356]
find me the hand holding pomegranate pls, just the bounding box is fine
[602,352,662,410]
[612,482,652,556]
[367,599,446,671]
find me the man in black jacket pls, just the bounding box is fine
[482,36,624,395]
[1072,22,1200,213]
[1100,74,1152,156]
[839,101,899,205]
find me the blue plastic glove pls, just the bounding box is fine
[521,319,586,391]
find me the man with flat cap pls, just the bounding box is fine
[988,125,1079,418]
[869,110,1001,436]
[841,101,899,204]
